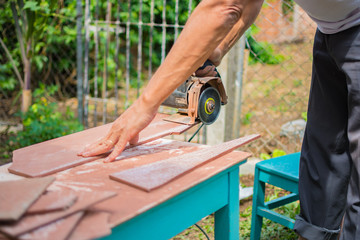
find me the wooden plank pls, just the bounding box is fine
[0,177,55,221]
[110,134,260,191]
[8,113,196,178]
[0,191,116,237]
[18,212,84,240]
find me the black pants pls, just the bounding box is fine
[294,25,360,240]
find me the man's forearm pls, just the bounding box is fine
[139,0,264,109]
[214,0,263,60]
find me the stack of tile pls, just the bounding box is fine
[0,176,116,240]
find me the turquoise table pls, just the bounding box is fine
[45,139,250,240]
[0,138,250,239]
[96,141,250,240]
[101,161,246,240]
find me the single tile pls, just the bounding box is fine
[68,211,111,240]
[18,212,83,240]
[27,190,77,214]
[0,191,116,237]
[8,113,195,178]
[110,134,260,191]
[0,176,55,221]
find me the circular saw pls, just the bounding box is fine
[161,74,228,125]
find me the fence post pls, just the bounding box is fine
[233,36,247,139]
[206,36,246,145]
[76,0,83,124]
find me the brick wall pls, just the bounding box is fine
[253,0,317,43]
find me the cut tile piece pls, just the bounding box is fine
[110,134,260,191]
[18,212,83,240]
[0,176,55,221]
[27,190,77,214]
[68,211,111,240]
[8,113,195,178]
[0,191,116,237]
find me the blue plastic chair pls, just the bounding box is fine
[250,152,300,240]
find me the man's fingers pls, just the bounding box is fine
[78,138,103,156]
[79,138,115,157]
[195,65,217,77]
[104,139,127,163]
[129,134,139,145]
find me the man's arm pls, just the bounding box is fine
[209,1,263,65]
[79,0,263,162]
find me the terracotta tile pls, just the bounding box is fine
[6,139,252,229]
[110,134,260,192]
[0,176,55,221]
[68,211,111,240]
[8,113,195,178]
[0,191,116,237]
[18,212,83,240]
[27,190,77,214]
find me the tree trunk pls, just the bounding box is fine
[22,46,31,113]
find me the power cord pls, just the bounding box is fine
[188,122,205,143]
[195,223,211,240]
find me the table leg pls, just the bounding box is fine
[214,166,240,240]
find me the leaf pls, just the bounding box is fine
[23,1,41,11]
[272,149,287,158]
[260,153,271,160]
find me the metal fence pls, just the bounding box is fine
[0,0,316,158]
[240,0,316,156]
[79,0,201,128]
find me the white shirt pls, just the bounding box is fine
[295,0,360,33]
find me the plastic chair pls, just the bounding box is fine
[250,152,300,240]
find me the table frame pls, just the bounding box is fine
[101,163,244,240]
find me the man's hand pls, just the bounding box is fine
[78,97,157,163]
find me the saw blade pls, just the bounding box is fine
[198,87,221,125]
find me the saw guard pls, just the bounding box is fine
[187,76,228,124]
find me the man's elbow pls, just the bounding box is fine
[218,0,263,26]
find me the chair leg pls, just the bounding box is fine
[250,167,265,240]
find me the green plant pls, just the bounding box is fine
[282,0,295,16]
[293,79,302,88]
[301,112,307,122]
[9,84,83,149]
[272,149,287,158]
[0,62,18,93]
[260,149,287,160]
[242,112,254,125]
[246,26,285,65]
[260,153,271,160]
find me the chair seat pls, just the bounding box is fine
[256,152,300,182]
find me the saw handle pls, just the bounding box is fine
[196,59,221,78]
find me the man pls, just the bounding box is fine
[291,1,360,240]
[79,0,360,239]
